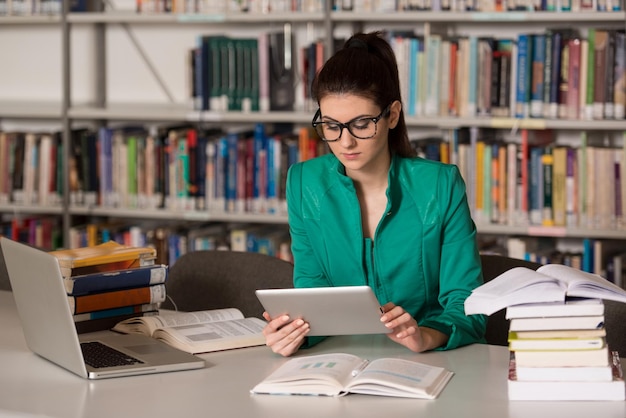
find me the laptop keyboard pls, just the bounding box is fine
[80,341,144,369]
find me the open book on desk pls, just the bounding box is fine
[464,264,626,316]
[251,353,453,399]
[112,308,266,354]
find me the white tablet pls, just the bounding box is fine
[255,286,391,336]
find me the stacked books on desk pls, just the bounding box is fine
[49,241,166,334]
[506,298,624,400]
[464,263,626,401]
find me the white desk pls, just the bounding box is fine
[1,290,625,418]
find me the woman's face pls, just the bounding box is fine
[318,94,400,176]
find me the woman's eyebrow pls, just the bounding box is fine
[321,113,372,122]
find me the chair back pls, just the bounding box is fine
[0,245,11,291]
[161,250,294,319]
[479,254,542,346]
[604,300,626,356]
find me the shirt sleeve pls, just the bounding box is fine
[286,163,332,289]
[423,165,487,350]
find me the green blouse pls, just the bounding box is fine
[286,153,487,350]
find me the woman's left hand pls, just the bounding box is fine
[380,302,448,352]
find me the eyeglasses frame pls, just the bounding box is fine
[311,103,392,142]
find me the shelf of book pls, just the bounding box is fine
[67,206,289,224]
[67,104,314,123]
[62,10,626,25]
[332,10,626,22]
[406,116,626,130]
[63,108,626,129]
[66,11,327,24]
[2,0,626,259]
[477,224,626,239]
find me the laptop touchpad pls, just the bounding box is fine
[125,344,170,355]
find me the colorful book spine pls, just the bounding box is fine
[579,38,589,120]
[97,127,114,208]
[226,131,239,213]
[267,135,281,214]
[515,33,532,118]
[530,34,546,118]
[551,147,567,227]
[425,34,441,117]
[65,264,168,296]
[253,123,267,213]
[592,30,608,120]
[408,37,418,116]
[73,303,159,322]
[542,30,555,118]
[604,30,616,120]
[215,135,228,212]
[205,138,216,211]
[566,147,578,227]
[567,37,582,120]
[67,283,166,315]
[613,31,626,119]
[541,148,555,227]
[529,146,544,225]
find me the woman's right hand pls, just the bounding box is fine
[262,312,310,357]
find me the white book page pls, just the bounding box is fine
[155,308,245,327]
[112,308,246,336]
[252,353,363,394]
[465,267,567,315]
[348,358,452,398]
[473,267,565,297]
[537,264,626,301]
[162,317,266,342]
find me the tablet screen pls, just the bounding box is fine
[255,286,391,336]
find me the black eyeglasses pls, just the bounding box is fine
[311,104,392,142]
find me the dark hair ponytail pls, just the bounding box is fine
[311,31,415,158]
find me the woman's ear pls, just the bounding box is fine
[388,100,402,129]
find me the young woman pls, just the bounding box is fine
[263,31,486,357]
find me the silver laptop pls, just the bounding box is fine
[0,237,205,379]
[256,286,392,336]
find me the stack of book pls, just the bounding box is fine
[49,241,167,334]
[464,263,626,401]
[506,298,624,401]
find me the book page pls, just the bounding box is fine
[160,317,264,342]
[112,308,245,336]
[155,308,245,327]
[347,358,453,399]
[251,353,364,395]
[464,267,567,315]
[537,264,626,302]
[154,317,267,353]
[474,267,564,296]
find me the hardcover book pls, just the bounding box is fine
[508,351,625,400]
[505,297,604,319]
[513,345,610,368]
[49,241,157,278]
[68,284,166,315]
[509,315,605,331]
[508,331,605,351]
[64,264,168,296]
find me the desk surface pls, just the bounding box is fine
[1,290,625,418]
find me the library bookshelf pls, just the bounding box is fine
[1,1,625,276]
